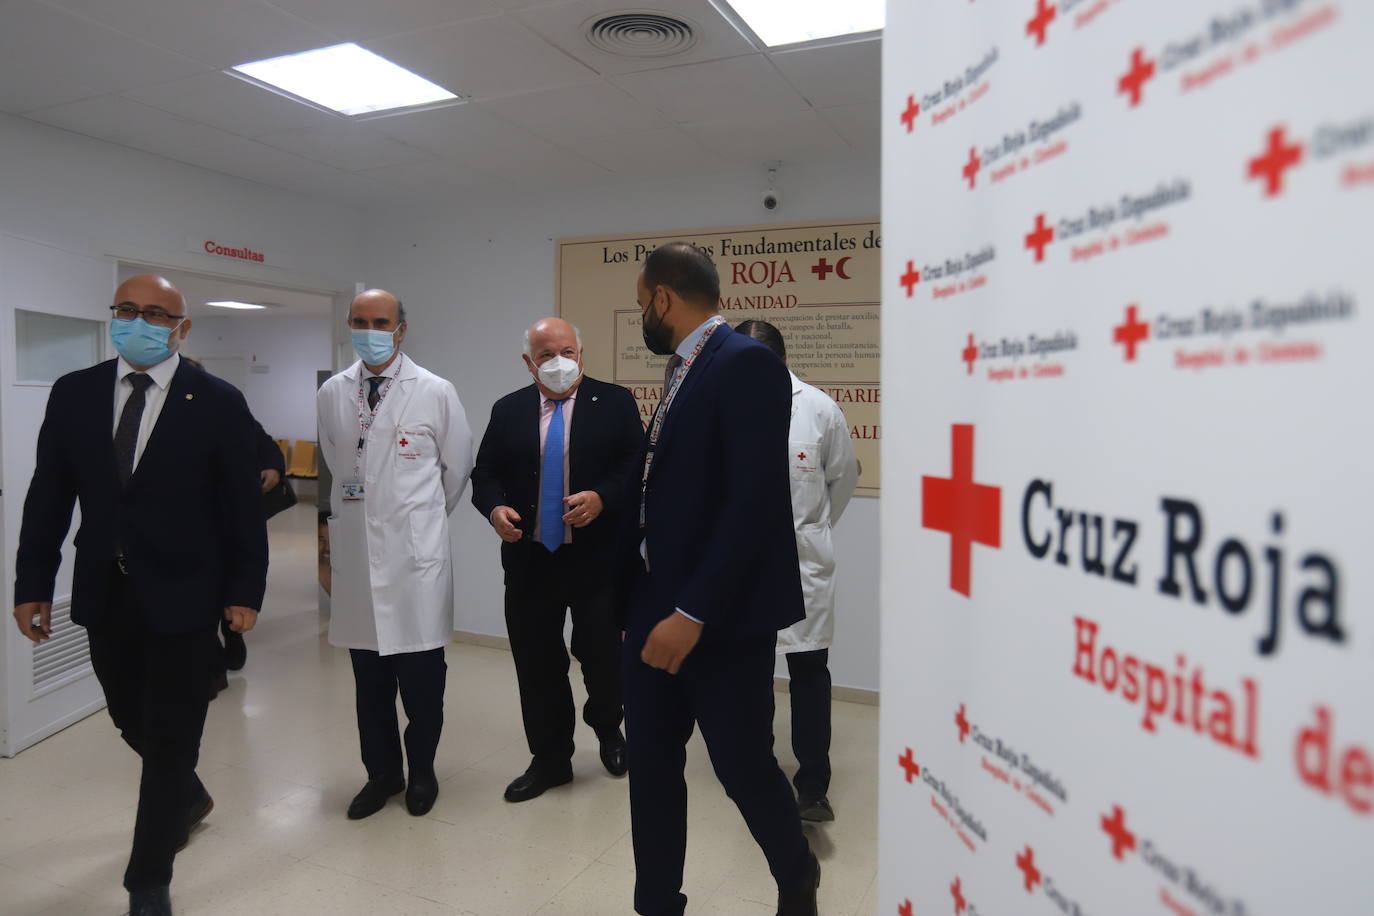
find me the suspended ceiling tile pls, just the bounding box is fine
[610,54,808,124]
[124,71,343,138]
[561,126,730,176]
[45,0,338,69]
[478,82,669,143]
[681,110,850,165]
[257,122,435,172]
[264,0,498,41]
[0,0,208,113]
[816,101,879,152]
[769,38,881,109]
[363,14,600,101]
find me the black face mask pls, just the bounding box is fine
[640,291,674,356]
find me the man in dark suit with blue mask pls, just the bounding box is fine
[620,243,819,916]
[12,274,268,916]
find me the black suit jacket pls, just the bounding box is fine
[13,358,269,634]
[471,376,643,588]
[617,324,805,640]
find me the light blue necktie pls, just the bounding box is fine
[539,399,566,552]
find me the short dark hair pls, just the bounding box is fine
[642,242,719,307]
[734,319,786,361]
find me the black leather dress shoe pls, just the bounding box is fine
[347,774,405,820]
[503,762,573,803]
[598,730,628,777]
[776,850,820,916]
[798,795,834,823]
[406,769,439,816]
[177,785,215,851]
[221,619,247,670]
[129,885,173,915]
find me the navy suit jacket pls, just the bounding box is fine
[619,323,804,640]
[471,375,644,588]
[14,358,269,634]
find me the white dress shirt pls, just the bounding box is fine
[112,352,180,473]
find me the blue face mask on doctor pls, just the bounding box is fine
[351,327,401,365]
[111,317,183,367]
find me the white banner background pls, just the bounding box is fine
[881,2,1372,914]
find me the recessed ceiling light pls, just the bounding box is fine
[722,0,883,47]
[229,43,458,117]
[207,300,268,310]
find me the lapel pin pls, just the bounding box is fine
[185,394,194,400]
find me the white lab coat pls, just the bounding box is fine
[778,372,859,654]
[317,354,474,656]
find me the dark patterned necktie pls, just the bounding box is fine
[662,355,683,392]
[114,373,154,484]
[367,376,385,411]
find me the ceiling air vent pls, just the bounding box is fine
[585,11,699,58]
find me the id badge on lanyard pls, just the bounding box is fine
[351,371,397,486]
[638,316,725,526]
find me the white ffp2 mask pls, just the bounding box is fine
[537,355,582,394]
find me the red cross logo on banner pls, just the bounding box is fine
[1101,805,1138,860]
[901,260,921,297]
[812,258,835,280]
[1118,47,1156,107]
[922,424,1002,597]
[899,901,914,916]
[1113,305,1149,361]
[950,877,967,914]
[399,438,409,448]
[902,95,921,133]
[955,704,970,742]
[797,451,808,461]
[1024,213,1054,262]
[1248,125,1303,197]
[963,147,982,189]
[962,335,978,375]
[899,747,921,782]
[1026,0,1056,46]
[1016,846,1043,892]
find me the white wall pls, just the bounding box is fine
[359,159,883,692]
[190,315,332,442]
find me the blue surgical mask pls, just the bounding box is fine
[111,318,178,367]
[352,328,398,365]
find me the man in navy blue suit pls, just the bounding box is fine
[12,274,268,916]
[620,243,819,916]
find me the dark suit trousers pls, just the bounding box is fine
[623,609,810,916]
[85,570,216,892]
[784,648,832,799]
[349,647,446,779]
[504,542,622,767]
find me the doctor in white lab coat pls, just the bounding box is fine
[318,289,473,821]
[736,320,858,824]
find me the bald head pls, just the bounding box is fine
[524,317,581,359]
[348,289,406,330]
[114,274,186,316]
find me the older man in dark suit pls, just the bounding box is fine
[620,243,819,916]
[472,317,643,802]
[12,274,268,916]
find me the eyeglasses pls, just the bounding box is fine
[110,303,185,326]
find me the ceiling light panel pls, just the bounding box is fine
[230,43,458,116]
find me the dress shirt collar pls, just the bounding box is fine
[539,384,579,410]
[675,314,722,362]
[358,352,405,381]
[117,351,179,390]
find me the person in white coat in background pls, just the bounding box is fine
[736,320,858,824]
[318,289,474,820]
